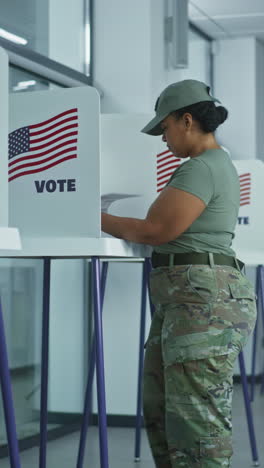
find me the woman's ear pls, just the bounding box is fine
[184,113,192,129]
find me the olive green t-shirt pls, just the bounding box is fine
[155,148,240,256]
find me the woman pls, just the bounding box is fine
[101,79,257,467]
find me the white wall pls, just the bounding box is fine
[48,260,86,412]
[214,37,257,160]
[93,0,153,113]
[49,0,85,72]
[94,0,213,116]
[256,40,264,162]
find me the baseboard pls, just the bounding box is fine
[47,412,142,428]
[91,414,144,428]
[233,374,261,384]
[10,364,39,377]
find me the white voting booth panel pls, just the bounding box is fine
[9,86,100,240]
[233,159,264,265]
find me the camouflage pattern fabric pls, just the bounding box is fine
[143,264,257,468]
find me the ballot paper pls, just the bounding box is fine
[101,193,141,213]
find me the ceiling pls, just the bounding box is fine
[189,0,264,40]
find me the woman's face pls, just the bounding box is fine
[161,114,191,159]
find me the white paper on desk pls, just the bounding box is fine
[101,193,141,213]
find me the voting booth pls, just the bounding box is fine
[3,84,264,467]
[9,86,100,239]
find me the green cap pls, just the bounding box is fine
[141,79,221,136]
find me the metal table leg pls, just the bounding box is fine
[77,261,109,468]
[250,265,260,401]
[0,295,21,468]
[146,258,155,319]
[134,259,149,462]
[258,266,264,395]
[39,258,51,468]
[92,257,109,468]
[239,351,259,466]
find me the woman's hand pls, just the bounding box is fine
[101,187,206,245]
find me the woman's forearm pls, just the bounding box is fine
[101,212,160,245]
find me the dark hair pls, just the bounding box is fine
[172,101,228,133]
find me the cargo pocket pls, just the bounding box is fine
[187,265,218,304]
[200,436,233,458]
[162,328,233,365]
[228,281,256,302]
[228,277,257,346]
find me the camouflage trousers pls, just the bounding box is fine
[143,264,257,468]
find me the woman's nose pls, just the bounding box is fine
[162,134,166,142]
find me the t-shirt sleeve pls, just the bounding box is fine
[168,158,214,205]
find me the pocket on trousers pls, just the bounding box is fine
[187,265,218,304]
[200,436,233,458]
[228,276,257,346]
[162,328,233,365]
[150,266,194,305]
[228,281,256,301]
[150,265,218,306]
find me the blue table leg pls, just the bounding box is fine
[92,257,109,468]
[77,261,109,468]
[258,266,264,395]
[39,258,51,468]
[146,258,155,319]
[0,296,21,468]
[250,265,260,402]
[260,364,264,394]
[239,351,259,466]
[134,258,150,462]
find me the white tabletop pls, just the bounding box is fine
[0,234,262,268]
[0,235,152,259]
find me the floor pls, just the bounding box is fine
[1,383,264,467]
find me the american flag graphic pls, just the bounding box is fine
[156,152,251,207]
[156,149,181,192]
[8,108,78,182]
[239,173,251,207]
